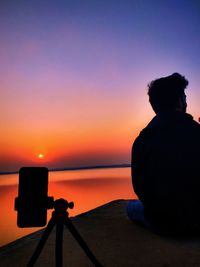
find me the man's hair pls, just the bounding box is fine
[147,73,189,113]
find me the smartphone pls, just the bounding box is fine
[15,167,49,227]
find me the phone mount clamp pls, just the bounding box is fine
[27,198,102,267]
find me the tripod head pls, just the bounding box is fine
[53,198,74,215]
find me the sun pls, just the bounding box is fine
[38,153,44,159]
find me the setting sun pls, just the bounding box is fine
[38,154,44,159]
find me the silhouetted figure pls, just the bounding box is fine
[127,73,200,236]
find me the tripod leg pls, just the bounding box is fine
[56,221,63,267]
[64,218,103,267]
[27,218,55,267]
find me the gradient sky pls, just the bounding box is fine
[0,0,199,172]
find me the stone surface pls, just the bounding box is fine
[1,200,200,266]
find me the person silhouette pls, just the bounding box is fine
[127,73,200,236]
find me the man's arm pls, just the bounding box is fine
[131,134,146,200]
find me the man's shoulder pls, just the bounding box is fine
[182,114,200,135]
[188,116,200,128]
[137,116,158,139]
[132,125,153,150]
[132,112,200,148]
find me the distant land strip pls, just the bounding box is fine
[0,164,131,175]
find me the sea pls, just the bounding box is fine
[0,167,136,247]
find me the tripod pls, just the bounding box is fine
[27,199,103,267]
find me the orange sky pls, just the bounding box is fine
[0,95,152,171]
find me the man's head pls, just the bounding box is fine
[148,73,188,114]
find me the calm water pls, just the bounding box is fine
[0,167,135,247]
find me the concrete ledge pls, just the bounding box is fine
[1,200,200,266]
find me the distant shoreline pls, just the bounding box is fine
[0,164,131,175]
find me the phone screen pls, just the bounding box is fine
[16,167,48,227]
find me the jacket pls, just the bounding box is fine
[132,111,200,234]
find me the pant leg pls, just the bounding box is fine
[127,200,150,228]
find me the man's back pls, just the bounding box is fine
[132,111,200,234]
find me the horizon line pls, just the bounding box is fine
[0,163,131,175]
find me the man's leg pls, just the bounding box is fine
[127,200,150,228]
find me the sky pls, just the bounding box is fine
[0,0,199,172]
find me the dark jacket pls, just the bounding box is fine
[132,111,200,234]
